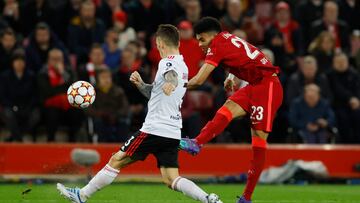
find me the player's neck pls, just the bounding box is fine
[162,48,180,58]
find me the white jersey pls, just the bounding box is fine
[140,55,188,140]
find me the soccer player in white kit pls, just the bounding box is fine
[57,24,223,203]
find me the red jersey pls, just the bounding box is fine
[205,32,280,84]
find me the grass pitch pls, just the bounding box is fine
[0,183,359,203]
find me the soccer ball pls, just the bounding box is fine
[207,193,222,203]
[67,81,96,108]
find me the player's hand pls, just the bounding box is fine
[129,71,143,87]
[224,78,235,92]
[162,82,175,96]
[179,138,201,155]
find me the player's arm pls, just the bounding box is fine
[162,70,178,96]
[186,63,216,89]
[129,71,153,99]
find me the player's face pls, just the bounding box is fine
[196,32,215,52]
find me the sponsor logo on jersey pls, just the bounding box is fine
[170,114,182,120]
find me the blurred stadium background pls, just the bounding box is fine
[0,0,360,202]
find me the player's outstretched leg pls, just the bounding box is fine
[161,168,222,203]
[196,100,247,145]
[171,176,223,203]
[237,132,268,203]
[57,151,132,203]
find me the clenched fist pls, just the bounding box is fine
[129,71,144,87]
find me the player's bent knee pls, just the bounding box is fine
[252,130,269,140]
[224,100,247,118]
[108,151,130,169]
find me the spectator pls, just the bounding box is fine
[353,30,360,71]
[203,0,226,19]
[87,68,129,142]
[289,84,336,144]
[26,23,69,73]
[0,28,17,73]
[102,29,121,71]
[310,1,350,52]
[220,0,243,33]
[97,0,122,29]
[308,31,336,73]
[114,45,147,130]
[261,48,275,64]
[20,0,53,37]
[295,0,323,45]
[264,1,303,76]
[178,20,204,79]
[232,29,247,39]
[79,43,107,85]
[0,51,39,142]
[177,0,202,25]
[116,45,142,82]
[164,0,186,24]
[66,0,83,21]
[37,49,82,142]
[286,56,332,105]
[126,0,164,42]
[327,52,360,143]
[67,0,106,65]
[113,10,136,50]
[2,0,20,33]
[220,0,260,44]
[338,0,360,32]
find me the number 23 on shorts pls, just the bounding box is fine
[250,106,264,122]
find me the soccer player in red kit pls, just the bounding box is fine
[180,17,283,203]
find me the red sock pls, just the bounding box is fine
[243,136,267,201]
[195,106,233,145]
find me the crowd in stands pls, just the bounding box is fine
[0,0,359,144]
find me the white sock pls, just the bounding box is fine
[172,176,208,203]
[80,164,119,200]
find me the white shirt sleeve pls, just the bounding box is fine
[159,59,179,78]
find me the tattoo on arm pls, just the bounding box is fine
[138,82,153,99]
[164,70,178,87]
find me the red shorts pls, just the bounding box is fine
[229,76,283,132]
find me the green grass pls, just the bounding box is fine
[1,183,360,203]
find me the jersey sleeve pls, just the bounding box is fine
[159,59,179,77]
[204,42,222,67]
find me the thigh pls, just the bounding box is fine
[228,84,252,114]
[120,131,152,162]
[249,77,283,133]
[153,137,180,168]
[109,150,138,169]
